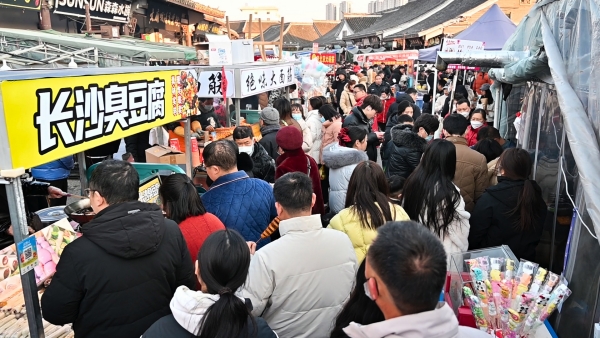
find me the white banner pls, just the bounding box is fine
[197,70,235,98]
[240,65,295,97]
[442,39,485,53]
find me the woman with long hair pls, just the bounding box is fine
[464,108,487,147]
[479,85,495,123]
[469,148,547,260]
[473,138,504,186]
[274,97,301,132]
[339,80,357,116]
[143,230,277,338]
[401,139,470,261]
[329,161,409,262]
[304,97,324,163]
[330,260,384,338]
[322,127,369,214]
[160,174,225,276]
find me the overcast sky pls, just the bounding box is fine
[214,0,370,22]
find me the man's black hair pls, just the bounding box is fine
[405,88,418,95]
[361,95,384,113]
[203,140,238,171]
[413,114,439,135]
[477,126,502,141]
[456,98,470,107]
[438,79,447,87]
[233,126,254,140]
[443,114,470,136]
[368,221,447,315]
[387,176,406,196]
[353,61,359,65]
[273,172,313,214]
[289,84,297,91]
[397,114,414,124]
[355,84,367,92]
[89,160,139,205]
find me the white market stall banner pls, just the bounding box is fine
[240,65,295,97]
[442,39,485,53]
[197,70,235,98]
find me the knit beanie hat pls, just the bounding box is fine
[276,126,303,151]
[260,107,280,125]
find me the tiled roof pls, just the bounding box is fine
[313,21,340,36]
[315,21,344,44]
[346,16,380,33]
[254,23,290,42]
[386,0,490,39]
[243,21,279,34]
[347,0,445,39]
[227,21,245,34]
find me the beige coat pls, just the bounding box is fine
[487,157,499,186]
[446,136,489,212]
[339,86,357,115]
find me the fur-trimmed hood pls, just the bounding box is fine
[391,124,427,151]
[322,144,368,169]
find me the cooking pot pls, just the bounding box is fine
[64,199,95,225]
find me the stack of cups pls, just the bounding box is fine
[191,137,200,168]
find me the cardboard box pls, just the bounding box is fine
[194,34,232,66]
[145,145,186,165]
[232,39,254,64]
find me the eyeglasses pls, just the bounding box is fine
[84,188,96,197]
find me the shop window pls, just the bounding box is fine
[342,30,347,37]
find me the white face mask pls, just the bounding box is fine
[238,144,254,156]
[292,113,303,121]
[458,112,470,118]
[471,121,484,129]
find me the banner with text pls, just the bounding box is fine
[240,65,295,97]
[54,0,131,23]
[310,53,336,66]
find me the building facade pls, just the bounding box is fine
[326,3,338,20]
[339,1,352,19]
[239,6,280,22]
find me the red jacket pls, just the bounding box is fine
[178,213,225,289]
[465,123,487,147]
[276,148,325,215]
[473,72,492,95]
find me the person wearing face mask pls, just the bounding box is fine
[384,114,439,180]
[304,97,325,164]
[195,98,222,132]
[290,103,314,155]
[376,88,395,132]
[233,126,275,183]
[464,109,487,147]
[343,95,385,162]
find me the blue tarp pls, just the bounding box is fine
[418,4,516,61]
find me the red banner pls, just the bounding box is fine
[310,53,337,66]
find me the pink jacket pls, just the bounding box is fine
[320,120,343,163]
[343,303,492,338]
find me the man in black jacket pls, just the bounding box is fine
[258,107,281,161]
[41,160,196,338]
[233,126,276,183]
[367,74,390,97]
[195,98,222,131]
[342,95,384,162]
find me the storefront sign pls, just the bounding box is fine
[0,0,40,10]
[196,70,235,98]
[441,38,485,53]
[164,0,224,18]
[355,50,418,66]
[16,236,38,275]
[195,22,220,35]
[310,53,336,66]
[146,2,186,31]
[139,176,161,204]
[0,70,186,169]
[240,65,295,97]
[54,0,131,23]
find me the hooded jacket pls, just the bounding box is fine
[468,177,547,261]
[303,109,324,164]
[343,107,380,162]
[384,126,427,179]
[202,171,278,248]
[322,144,369,214]
[276,148,325,215]
[250,142,276,183]
[446,136,489,213]
[340,85,357,115]
[41,201,196,338]
[343,302,492,338]
[259,124,280,161]
[329,203,409,263]
[142,286,277,338]
[240,215,357,338]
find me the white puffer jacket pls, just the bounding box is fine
[322,144,369,214]
[304,110,323,163]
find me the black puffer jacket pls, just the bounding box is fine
[384,125,427,179]
[251,142,275,183]
[259,125,280,161]
[468,177,547,261]
[41,201,196,338]
[343,107,380,162]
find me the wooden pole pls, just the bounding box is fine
[249,14,254,55]
[258,18,267,61]
[226,16,231,39]
[278,17,284,60]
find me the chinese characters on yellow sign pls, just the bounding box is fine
[310,53,336,66]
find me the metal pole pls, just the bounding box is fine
[493,85,502,130]
[184,118,192,178]
[225,99,231,127]
[431,71,438,114]
[462,69,466,85]
[549,125,567,272]
[532,86,546,178]
[5,177,44,338]
[77,152,88,195]
[449,71,458,106]
[235,98,241,126]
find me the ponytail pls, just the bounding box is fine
[509,179,543,231]
[199,292,256,338]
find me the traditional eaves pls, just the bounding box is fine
[313,21,340,36]
[347,0,445,39]
[227,21,246,35]
[386,0,492,39]
[315,22,344,44]
[345,16,380,33]
[243,21,279,35]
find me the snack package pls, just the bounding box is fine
[527,284,572,334]
[477,256,491,279]
[512,260,538,304]
[504,259,516,280]
[505,309,522,338]
[490,257,504,282]
[528,267,547,295]
[521,293,550,335]
[464,286,489,331]
[541,272,560,294]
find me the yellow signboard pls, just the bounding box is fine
[138,176,161,205]
[1,70,187,169]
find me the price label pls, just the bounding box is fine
[16,236,38,275]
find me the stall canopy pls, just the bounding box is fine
[418,4,516,61]
[0,28,197,68]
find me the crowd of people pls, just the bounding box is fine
[31,64,550,338]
